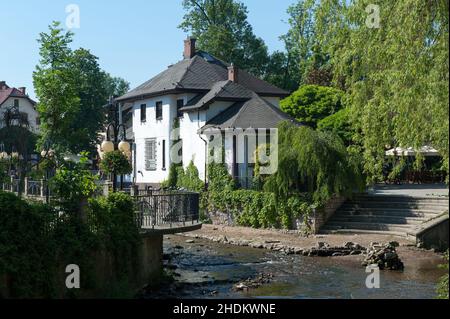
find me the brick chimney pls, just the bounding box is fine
[183,37,196,59]
[0,81,6,90]
[18,87,26,95]
[228,64,238,83]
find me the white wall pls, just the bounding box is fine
[131,94,281,185]
[0,97,39,133]
[133,95,174,184]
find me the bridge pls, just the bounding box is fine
[1,177,202,234]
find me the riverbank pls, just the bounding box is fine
[177,224,444,260]
[146,234,446,299]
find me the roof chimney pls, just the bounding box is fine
[18,87,26,95]
[0,81,6,90]
[228,64,238,83]
[183,37,196,59]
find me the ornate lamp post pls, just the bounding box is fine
[98,96,131,192]
[40,148,55,203]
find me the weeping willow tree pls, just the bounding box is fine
[263,121,364,203]
[312,0,449,182]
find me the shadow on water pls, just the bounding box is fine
[144,235,445,299]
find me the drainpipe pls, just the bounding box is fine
[198,131,208,190]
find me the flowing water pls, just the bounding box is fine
[148,235,445,299]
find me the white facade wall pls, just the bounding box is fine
[131,94,281,185]
[0,97,39,133]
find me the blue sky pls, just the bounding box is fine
[1,0,297,100]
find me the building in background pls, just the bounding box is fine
[116,38,296,188]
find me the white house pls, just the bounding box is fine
[116,38,295,188]
[0,81,39,132]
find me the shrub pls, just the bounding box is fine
[0,190,141,298]
[207,162,235,192]
[203,188,313,230]
[317,108,354,146]
[99,150,132,176]
[177,161,204,192]
[280,84,344,128]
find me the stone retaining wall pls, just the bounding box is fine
[310,196,347,234]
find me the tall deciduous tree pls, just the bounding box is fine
[179,0,270,77]
[33,22,130,155]
[324,0,449,181]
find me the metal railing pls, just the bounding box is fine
[133,191,200,229]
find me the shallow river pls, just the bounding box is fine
[149,235,445,299]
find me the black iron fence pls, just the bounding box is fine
[133,191,200,229]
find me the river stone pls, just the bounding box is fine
[185,239,195,243]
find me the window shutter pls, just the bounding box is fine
[145,138,157,171]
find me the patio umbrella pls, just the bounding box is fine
[385,146,440,157]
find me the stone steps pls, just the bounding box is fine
[330,215,425,224]
[320,194,449,237]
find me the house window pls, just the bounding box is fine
[144,138,157,171]
[162,140,166,170]
[176,99,184,118]
[156,101,163,120]
[140,104,146,122]
[14,99,19,107]
[36,117,40,126]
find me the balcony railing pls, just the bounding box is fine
[1,179,201,231]
[133,191,200,229]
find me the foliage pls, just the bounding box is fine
[179,0,269,78]
[264,121,364,203]
[0,190,140,298]
[318,0,449,182]
[207,162,235,192]
[88,192,141,282]
[280,85,344,128]
[162,163,180,189]
[436,251,449,299]
[317,107,353,146]
[50,153,98,210]
[99,150,132,176]
[33,21,129,154]
[203,189,313,230]
[177,161,204,192]
[104,74,130,97]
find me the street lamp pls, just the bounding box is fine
[40,148,55,203]
[99,96,132,192]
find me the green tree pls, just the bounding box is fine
[104,74,130,97]
[264,121,364,203]
[179,0,270,77]
[280,85,344,128]
[33,22,80,154]
[33,22,130,155]
[317,107,353,146]
[322,0,449,182]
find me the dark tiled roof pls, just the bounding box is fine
[116,51,288,102]
[0,85,37,108]
[180,80,254,111]
[201,95,298,131]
